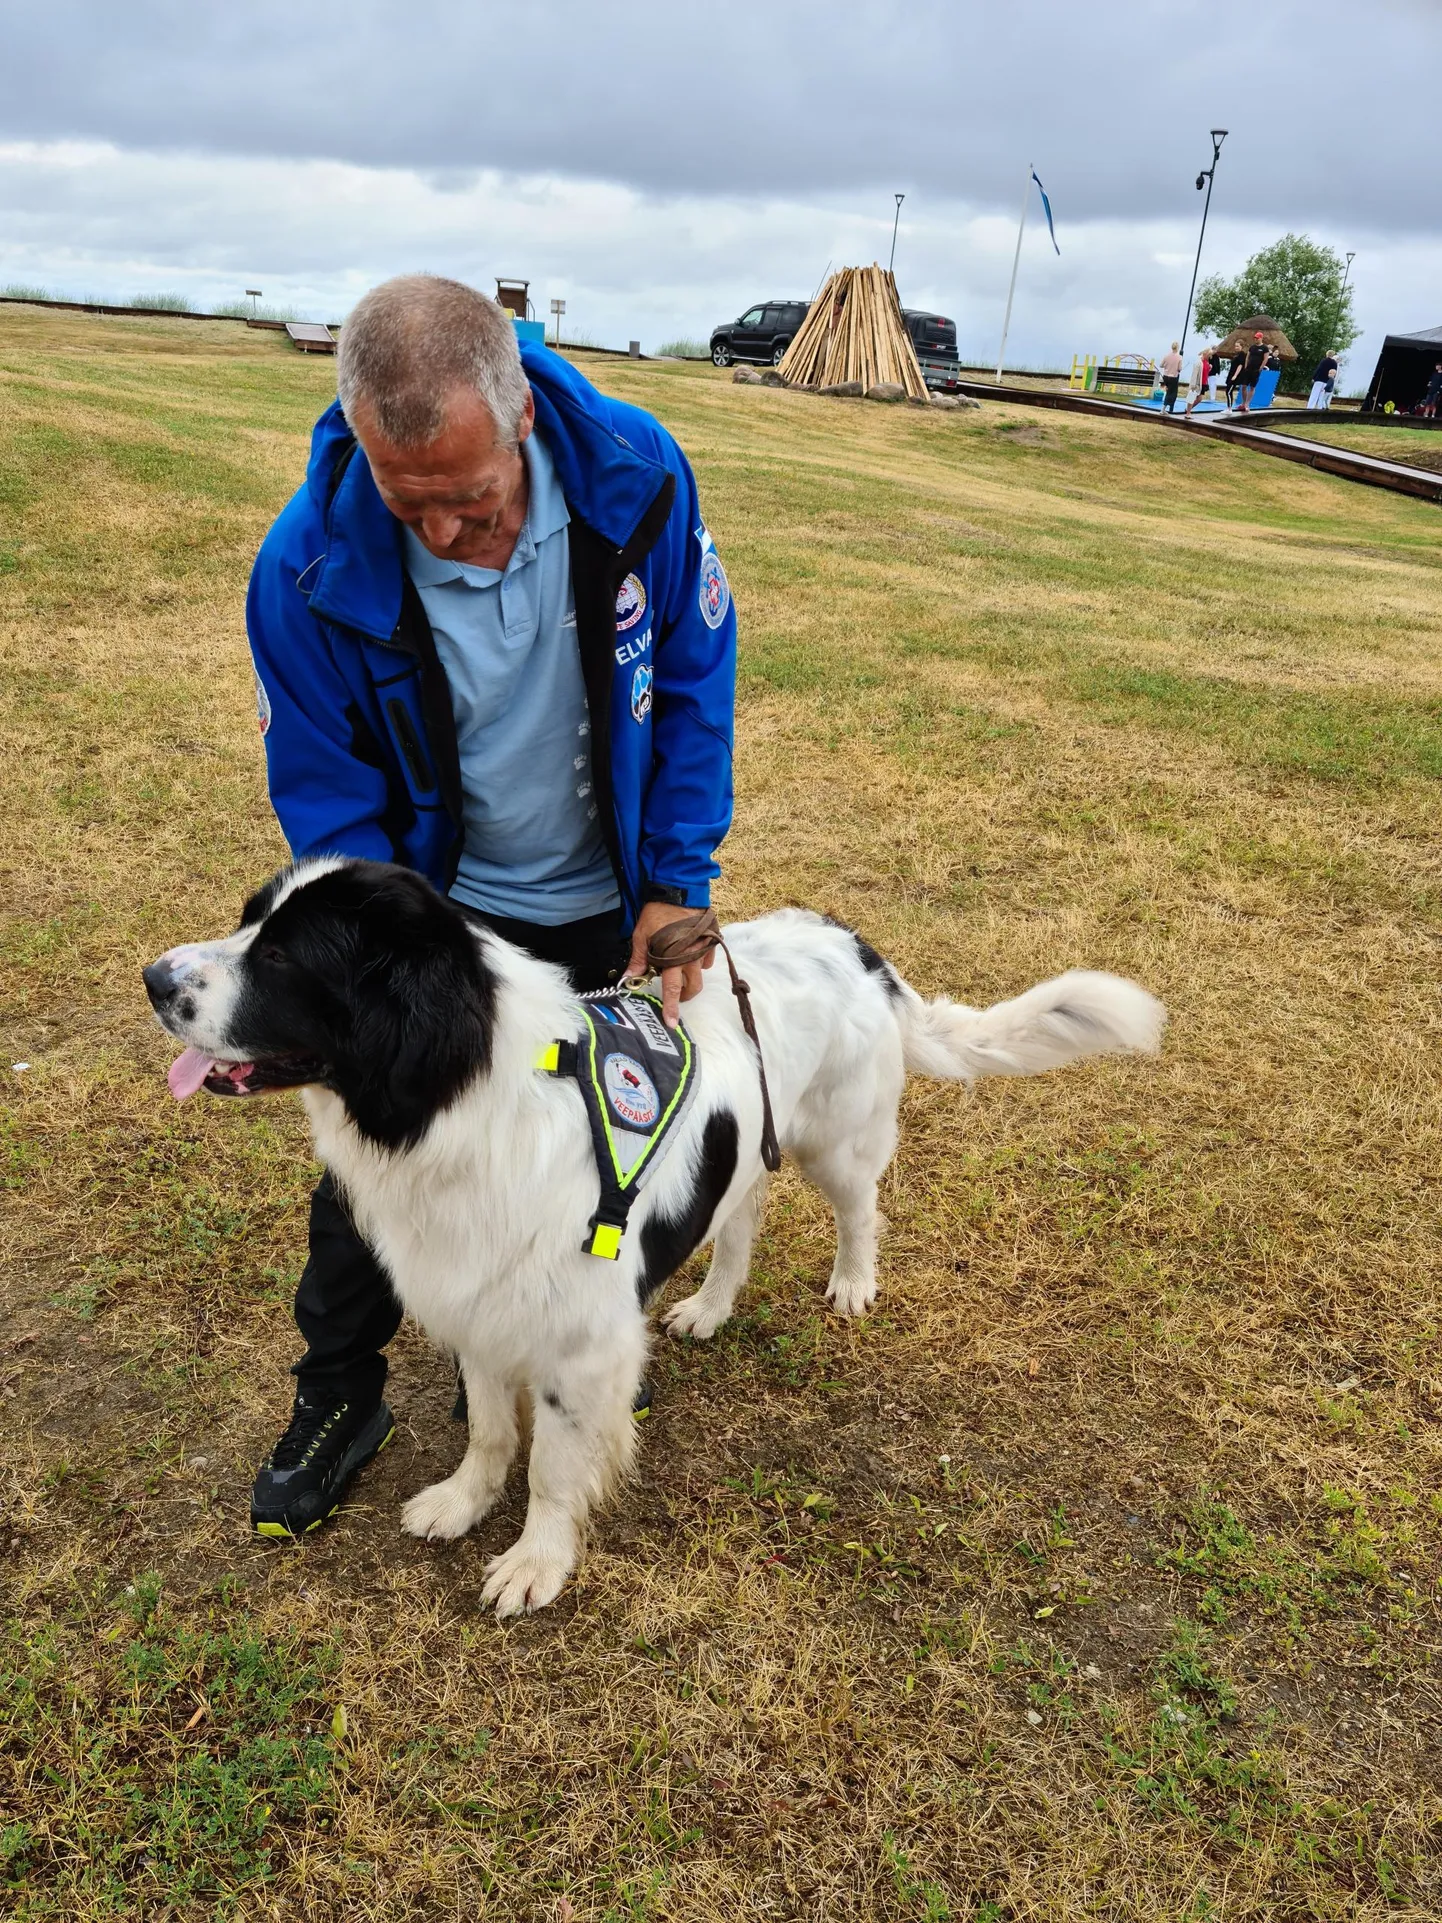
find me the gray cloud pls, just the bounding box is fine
[0,0,1436,232]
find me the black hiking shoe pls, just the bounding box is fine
[250,1393,395,1538]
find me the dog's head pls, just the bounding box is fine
[143,859,495,1149]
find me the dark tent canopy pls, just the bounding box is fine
[1364,324,1442,412]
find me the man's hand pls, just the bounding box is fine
[628,900,715,1027]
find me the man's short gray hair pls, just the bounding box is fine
[336,274,530,450]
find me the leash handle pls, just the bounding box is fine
[643,908,782,1172]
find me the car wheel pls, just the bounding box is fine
[712,344,732,367]
[772,342,788,365]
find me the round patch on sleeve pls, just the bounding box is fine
[254,669,272,737]
[698,551,730,630]
[603,1052,660,1128]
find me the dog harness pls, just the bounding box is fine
[538,991,698,1259]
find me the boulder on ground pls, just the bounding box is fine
[758,367,786,386]
[865,382,905,402]
[732,366,762,384]
[930,393,961,410]
[819,380,864,398]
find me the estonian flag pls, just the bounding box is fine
[1032,168,1060,255]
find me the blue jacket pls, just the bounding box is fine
[246,343,736,925]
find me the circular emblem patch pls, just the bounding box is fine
[698,550,730,630]
[254,669,272,737]
[630,662,653,723]
[603,1052,660,1129]
[615,572,647,631]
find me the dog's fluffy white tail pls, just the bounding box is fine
[898,970,1165,1083]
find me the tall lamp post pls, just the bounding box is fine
[888,193,905,277]
[1180,128,1227,362]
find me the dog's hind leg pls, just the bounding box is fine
[662,1173,768,1342]
[401,1361,520,1542]
[481,1321,645,1618]
[797,1121,898,1320]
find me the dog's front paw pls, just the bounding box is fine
[481,1538,572,1618]
[662,1291,727,1341]
[401,1474,496,1542]
[825,1272,879,1318]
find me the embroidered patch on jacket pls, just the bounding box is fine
[616,572,647,631]
[699,550,730,630]
[631,662,653,723]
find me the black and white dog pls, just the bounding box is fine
[144,859,1163,1616]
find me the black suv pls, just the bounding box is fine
[710,300,809,367]
[903,309,961,391]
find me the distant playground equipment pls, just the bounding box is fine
[1069,353,1156,395]
[495,276,545,345]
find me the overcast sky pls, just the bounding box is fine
[2,1,1437,380]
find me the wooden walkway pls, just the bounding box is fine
[953,380,1442,506]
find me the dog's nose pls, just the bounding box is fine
[143,956,181,1006]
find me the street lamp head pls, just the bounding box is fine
[1196,172,1207,191]
[1211,128,1228,142]
[895,192,905,208]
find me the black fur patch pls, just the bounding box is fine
[823,915,904,1001]
[223,861,497,1151]
[636,1109,739,1308]
[239,871,289,928]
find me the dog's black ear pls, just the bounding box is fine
[303,863,497,1150]
[239,868,291,929]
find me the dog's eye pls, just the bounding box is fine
[258,944,290,967]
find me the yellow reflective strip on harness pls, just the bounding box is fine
[536,1042,561,1073]
[589,1222,624,1260]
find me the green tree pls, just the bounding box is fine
[1193,234,1359,393]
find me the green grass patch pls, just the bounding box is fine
[1,1578,339,1916]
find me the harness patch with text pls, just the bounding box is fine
[539,992,698,1259]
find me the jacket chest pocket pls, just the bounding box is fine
[385,697,437,793]
[362,643,439,800]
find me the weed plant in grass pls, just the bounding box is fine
[2,302,1441,1921]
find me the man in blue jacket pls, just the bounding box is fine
[244,275,736,1537]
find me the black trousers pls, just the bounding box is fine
[292,904,632,1407]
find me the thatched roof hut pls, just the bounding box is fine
[1211,313,1297,360]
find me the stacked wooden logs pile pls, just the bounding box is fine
[777,264,929,401]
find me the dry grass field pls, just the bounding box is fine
[1267,417,1442,474]
[3,301,1441,1922]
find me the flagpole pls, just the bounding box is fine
[996,164,1031,384]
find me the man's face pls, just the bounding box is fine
[351,385,535,564]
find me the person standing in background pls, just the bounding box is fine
[1224,349,1245,409]
[1184,345,1212,417]
[1159,341,1183,413]
[1420,362,1442,419]
[1311,353,1335,407]
[1307,350,1339,409]
[1237,331,1268,413]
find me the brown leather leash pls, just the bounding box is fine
[641,908,782,1171]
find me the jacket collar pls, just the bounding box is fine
[305,343,671,643]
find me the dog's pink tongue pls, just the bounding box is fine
[167,1048,214,1101]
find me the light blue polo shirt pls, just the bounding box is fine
[402,430,620,925]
